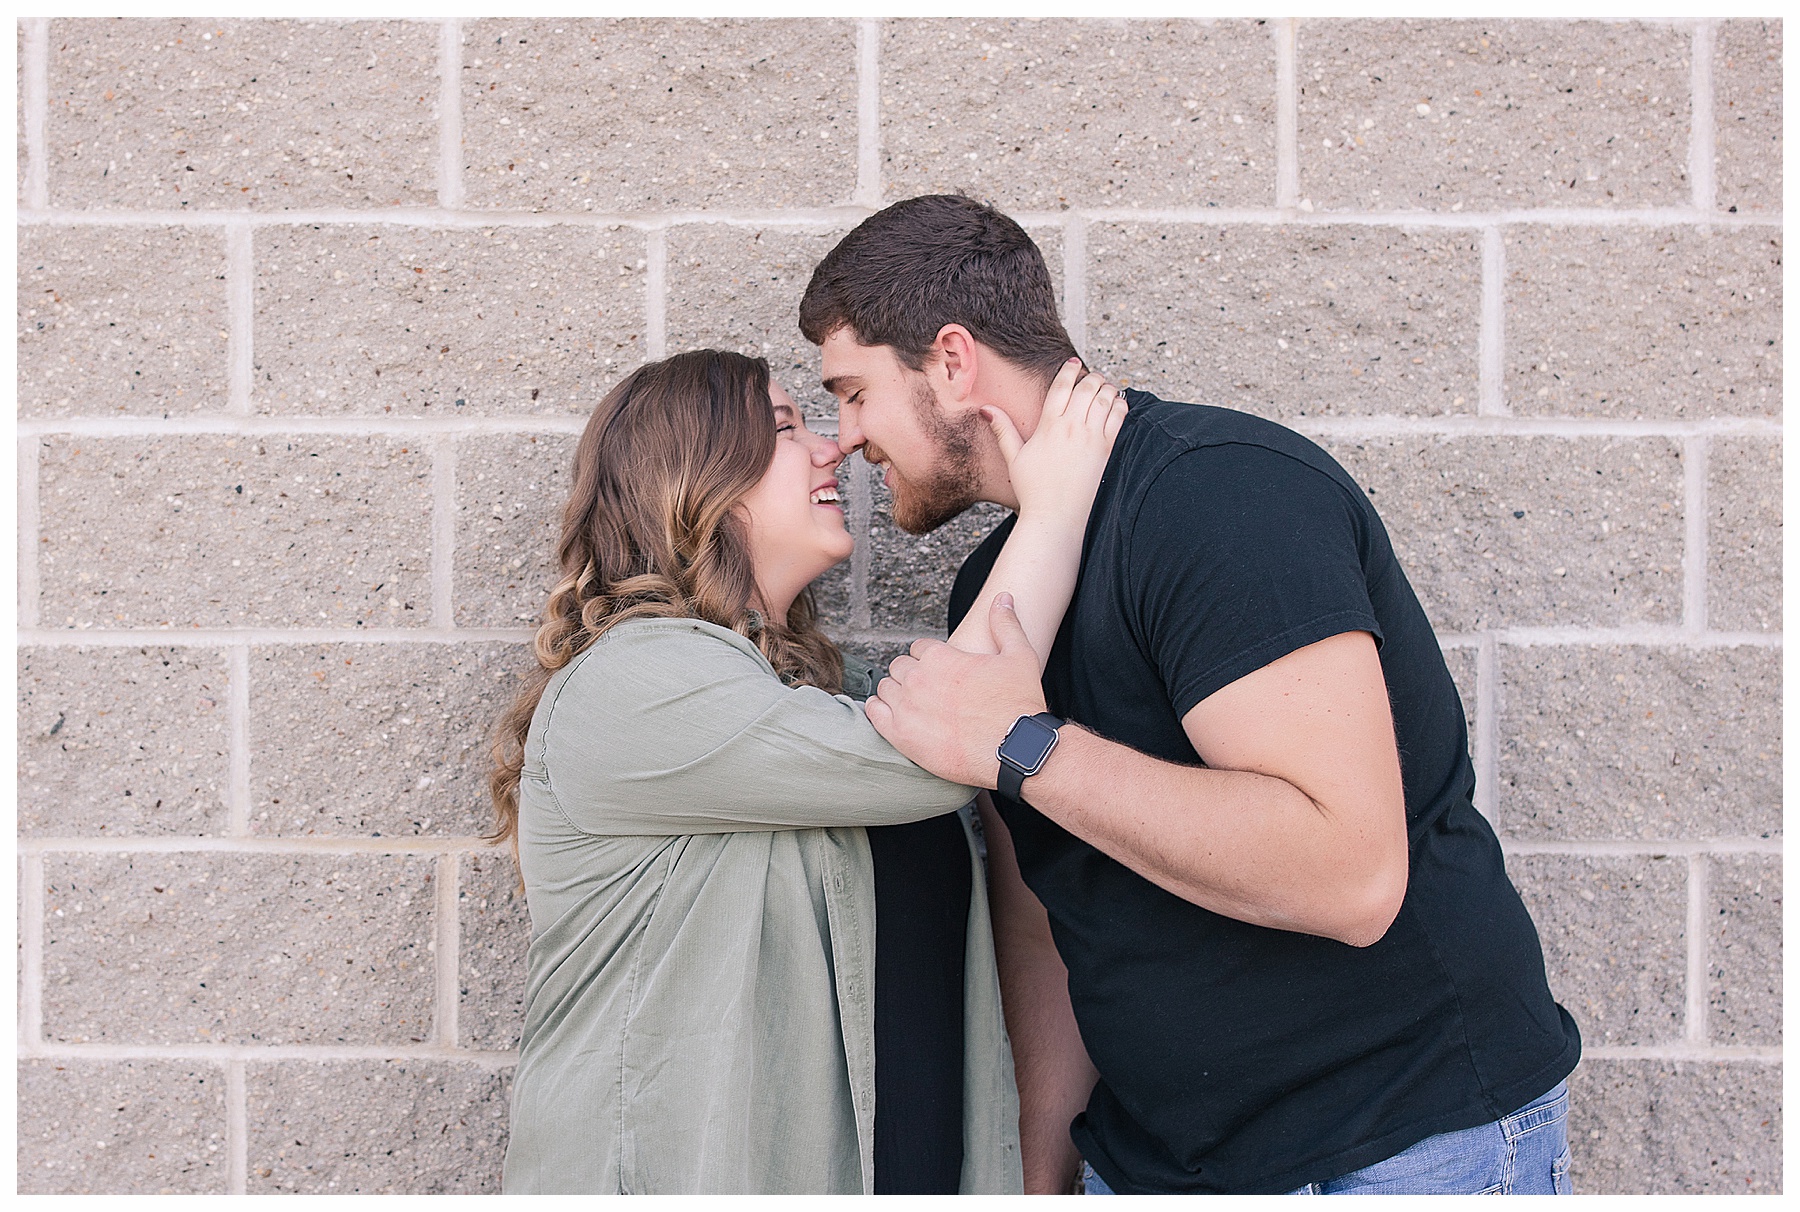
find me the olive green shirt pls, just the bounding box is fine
[501,617,1023,1194]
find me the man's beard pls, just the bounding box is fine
[869,378,985,535]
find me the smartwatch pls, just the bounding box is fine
[996,712,1065,802]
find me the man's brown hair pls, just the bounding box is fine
[799,194,1078,384]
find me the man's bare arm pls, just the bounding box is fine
[868,599,1409,947]
[977,793,1097,1194]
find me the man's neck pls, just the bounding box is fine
[971,373,1051,513]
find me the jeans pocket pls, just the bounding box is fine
[1552,1146,1572,1195]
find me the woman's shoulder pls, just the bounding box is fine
[539,616,781,730]
[565,616,775,682]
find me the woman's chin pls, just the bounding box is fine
[812,542,855,580]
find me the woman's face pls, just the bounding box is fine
[737,383,854,615]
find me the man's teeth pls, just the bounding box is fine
[811,487,840,504]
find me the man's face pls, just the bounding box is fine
[819,328,985,535]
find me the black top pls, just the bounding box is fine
[948,393,1580,1195]
[867,813,970,1193]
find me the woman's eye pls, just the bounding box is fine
[776,424,796,436]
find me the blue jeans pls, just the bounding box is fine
[1082,1082,1572,1195]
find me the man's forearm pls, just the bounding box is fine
[1021,726,1403,947]
[870,609,1408,947]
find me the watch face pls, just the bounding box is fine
[998,715,1059,773]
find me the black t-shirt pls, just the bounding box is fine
[948,393,1580,1195]
[867,814,969,1193]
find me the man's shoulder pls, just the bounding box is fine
[1115,391,1353,497]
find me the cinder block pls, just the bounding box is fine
[254,225,646,416]
[1566,1058,1780,1193]
[1708,437,1781,632]
[1089,223,1480,417]
[881,19,1276,209]
[809,541,856,638]
[1508,854,1685,1046]
[665,225,849,414]
[1715,21,1782,214]
[1322,436,1683,631]
[42,853,436,1045]
[867,473,1011,634]
[18,226,228,416]
[18,1059,228,1194]
[1505,228,1782,418]
[17,646,229,837]
[37,435,432,629]
[251,643,530,837]
[1297,20,1690,211]
[1708,853,1781,1047]
[248,1061,509,1193]
[47,19,437,210]
[454,433,575,629]
[15,21,24,204]
[1497,645,1780,840]
[462,19,858,211]
[459,851,530,1050]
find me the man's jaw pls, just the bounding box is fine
[882,463,980,535]
[863,433,986,535]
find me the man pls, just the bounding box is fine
[799,195,1581,1196]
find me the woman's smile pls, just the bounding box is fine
[737,382,855,619]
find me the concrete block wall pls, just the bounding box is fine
[15,17,1779,1194]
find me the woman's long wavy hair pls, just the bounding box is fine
[488,349,844,848]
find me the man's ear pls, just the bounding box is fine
[931,324,981,403]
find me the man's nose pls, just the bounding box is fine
[836,406,865,452]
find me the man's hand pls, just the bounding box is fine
[866,593,1047,786]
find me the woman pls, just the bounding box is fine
[491,349,1123,1194]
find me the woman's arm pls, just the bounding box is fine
[542,619,975,836]
[944,361,1126,669]
[544,367,1123,838]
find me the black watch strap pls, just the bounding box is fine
[996,711,1065,802]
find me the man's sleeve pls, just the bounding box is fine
[1128,443,1383,720]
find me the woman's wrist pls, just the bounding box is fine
[1011,499,1095,533]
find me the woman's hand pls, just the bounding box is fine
[986,357,1128,525]
[940,358,1126,667]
